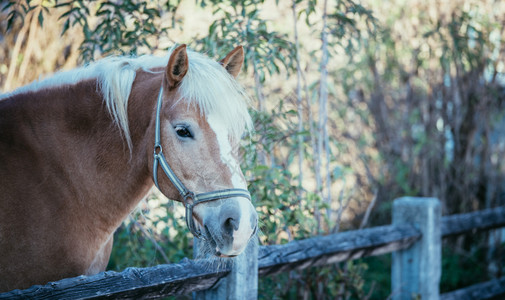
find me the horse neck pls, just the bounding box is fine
[84,71,162,230]
[5,74,160,234]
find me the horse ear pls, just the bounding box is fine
[220,46,244,78]
[166,44,189,89]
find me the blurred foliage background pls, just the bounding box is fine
[1,0,505,299]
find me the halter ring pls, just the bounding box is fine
[183,192,196,206]
[153,144,163,155]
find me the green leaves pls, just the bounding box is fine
[327,0,377,57]
[74,1,172,62]
[3,0,31,30]
[5,0,178,63]
[193,0,296,81]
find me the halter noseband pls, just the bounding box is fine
[152,87,252,239]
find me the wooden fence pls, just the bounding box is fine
[1,197,505,299]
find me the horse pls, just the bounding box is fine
[0,44,258,292]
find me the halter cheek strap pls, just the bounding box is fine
[152,87,252,239]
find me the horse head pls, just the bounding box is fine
[151,45,258,257]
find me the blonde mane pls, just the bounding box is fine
[1,47,253,150]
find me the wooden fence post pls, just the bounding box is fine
[193,237,258,300]
[392,197,441,300]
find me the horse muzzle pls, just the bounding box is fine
[195,196,258,257]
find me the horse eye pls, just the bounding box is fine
[175,126,192,138]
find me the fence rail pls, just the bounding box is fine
[258,224,420,277]
[1,199,505,299]
[440,276,505,300]
[0,259,228,299]
[441,205,505,236]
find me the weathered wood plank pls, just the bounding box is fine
[258,224,421,276]
[0,259,230,300]
[440,276,505,300]
[442,206,505,237]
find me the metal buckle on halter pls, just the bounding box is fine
[183,191,196,206]
[153,143,162,156]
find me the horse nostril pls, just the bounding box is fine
[219,204,241,235]
[223,217,239,234]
